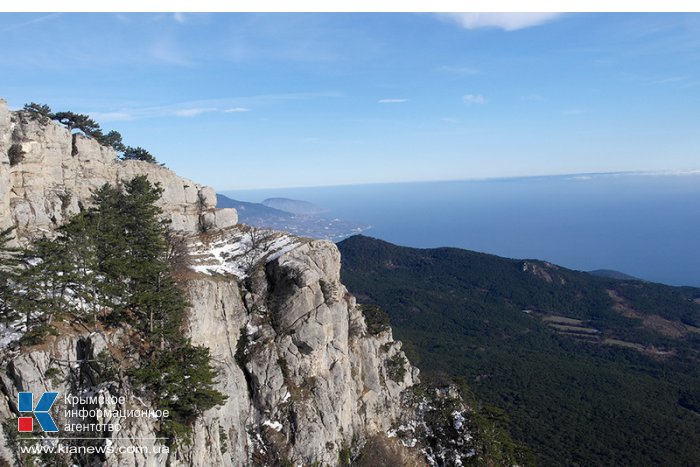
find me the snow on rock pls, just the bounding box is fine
[189,227,302,279]
[281,391,291,403]
[262,420,283,432]
[0,324,22,348]
[246,322,260,336]
[452,410,466,430]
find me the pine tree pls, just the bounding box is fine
[97,130,126,152]
[52,111,102,137]
[57,212,100,325]
[120,146,158,164]
[16,237,71,344]
[0,228,22,326]
[90,183,131,315]
[133,342,227,437]
[12,176,226,437]
[22,103,53,125]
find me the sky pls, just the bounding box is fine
[1,12,699,190]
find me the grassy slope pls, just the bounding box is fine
[337,235,700,466]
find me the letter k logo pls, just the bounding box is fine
[18,392,59,432]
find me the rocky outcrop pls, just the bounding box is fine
[0,226,420,466]
[0,99,426,466]
[235,238,418,464]
[0,99,237,244]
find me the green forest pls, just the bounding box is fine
[338,235,700,466]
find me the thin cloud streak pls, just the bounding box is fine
[86,92,341,122]
[378,98,407,104]
[0,13,62,33]
[439,13,563,31]
[174,108,217,117]
[462,94,486,105]
[88,111,134,122]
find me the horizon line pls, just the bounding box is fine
[218,168,700,192]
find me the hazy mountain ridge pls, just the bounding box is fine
[216,194,293,219]
[588,268,642,281]
[261,197,328,215]
[217,193,370,242]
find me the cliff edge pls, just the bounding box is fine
[0,99,237,244]
[0,99,489,466]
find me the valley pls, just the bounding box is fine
[338,235,700,466]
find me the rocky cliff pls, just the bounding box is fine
[0,100,459,466]
[0,99,237,244]
[0,226,423,466]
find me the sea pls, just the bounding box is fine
[222,172,700,288]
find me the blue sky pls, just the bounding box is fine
[1,12,699,189]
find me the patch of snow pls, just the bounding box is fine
[262,420,283,432]
[281,391,291,403]
[190,227,301,279]
[266,241,299,263]
[255,433,267,452]
[0,323,23,347]
[452,410,466,430]
[401,438,417,448]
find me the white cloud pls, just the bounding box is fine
[655,76,686,84]
[378,98,407,104]
[225,107,251,113]
[462,94,486,105]
[174,108,217,117]
[173,13,186,23]
[439,13,562,31]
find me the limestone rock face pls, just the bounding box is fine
[0,99,236,243]
[0,97,421,465]
[237,239,419,465]
[0,232,419,466]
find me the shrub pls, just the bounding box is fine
[8,144,24,166]
[359,304,391,335]
[356,434,424,467]
[44,367,63,386]
[219,426,229,454]
[20,324,58,346]
[386,354,407,383]
[57,190,72,211]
